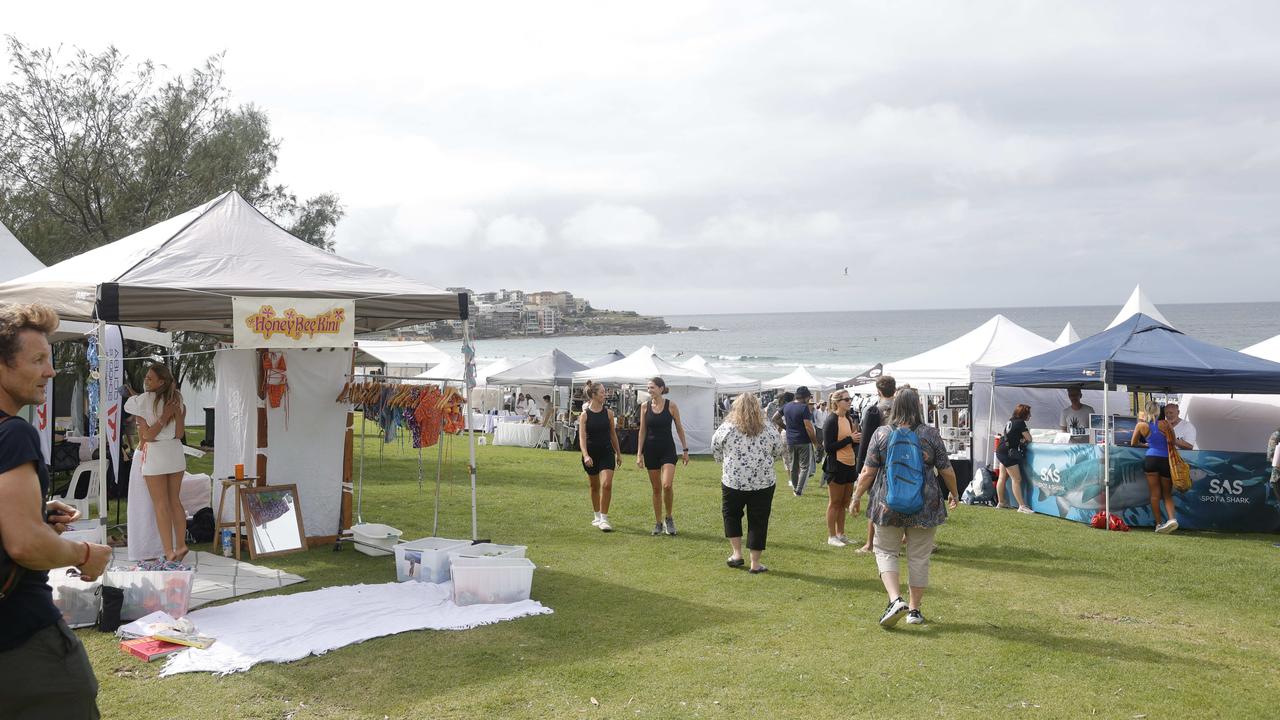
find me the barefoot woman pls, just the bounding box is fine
[126,364,188,561]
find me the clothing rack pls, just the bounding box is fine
[335,373,467,537]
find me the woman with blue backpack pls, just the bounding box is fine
[851,386,959,628]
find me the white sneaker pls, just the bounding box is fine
[836,534,852,545]
[906,609,926,625]
[827,536,848,547]
[598,515,613,532]
[1016,506,1035,515]
[1155,519,1179,534]
[591,513,602,528]
[879,597,908,628]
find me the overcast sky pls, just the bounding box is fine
[6,2,1280,315]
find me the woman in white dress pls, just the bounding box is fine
[125,364,188,561]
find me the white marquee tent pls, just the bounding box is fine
[0,192,465,539]
[574,346,715,454]
[0,221,46,282]
[679,355,761,394]
[1106,285,1172,330]
[881,314,1124,468]
[1180,332,1280,452]
[1054,323,1080,347]
[355,340,453,378]
[762,366,839,393]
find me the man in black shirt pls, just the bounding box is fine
[0,303,111,718]
[851,374,896,554]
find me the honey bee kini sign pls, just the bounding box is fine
[232,297,356,349]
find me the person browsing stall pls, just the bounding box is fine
[996,404,1034,513]
[0,303,112,718]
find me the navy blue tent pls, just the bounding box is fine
[994,314,1280,394]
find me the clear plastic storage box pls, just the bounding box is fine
[393,537,471,583]
[449,556,536,606]
[104,569,195,621]
[446,542,527,561]
[47,567,101,628]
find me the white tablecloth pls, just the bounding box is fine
[493,423,550,448]
[467,412,522,434]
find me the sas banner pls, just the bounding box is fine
[233,297,355,349]
[1013,444,1280,533]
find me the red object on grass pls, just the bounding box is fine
[1089,511,1130,532]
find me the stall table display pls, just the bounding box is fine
[493,423,551,448]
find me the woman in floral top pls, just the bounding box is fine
[713,393,786,573]
[852,387,959,627]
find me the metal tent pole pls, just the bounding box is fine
[985,382,997,469]
[462,324,479,541]
[1102,364,1111,530]
[96,320,108,521]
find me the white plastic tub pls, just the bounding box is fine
[351,523,403,556]
[447,542,527,561]
[103,569,195,621]
[450,556,535,606]
[393,537,471,583]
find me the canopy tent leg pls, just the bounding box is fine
[96,320,108,521]
[462,323,479,541]
[433,383,445,536]
[1103,363,1111,530]
[985,382,997,470]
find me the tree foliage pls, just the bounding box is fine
[0,37,346,388]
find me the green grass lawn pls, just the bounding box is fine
[85,427,1280,719]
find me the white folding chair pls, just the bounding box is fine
[57,462,100,503]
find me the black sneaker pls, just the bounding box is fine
[652,523,663,536]
[879,597,908,628]
[664,517,677,536]
[906,609,926,625]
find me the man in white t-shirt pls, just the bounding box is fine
[1165,402,1196,449]
[1059,388,1095,443]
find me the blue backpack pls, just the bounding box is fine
[884,426,926,515]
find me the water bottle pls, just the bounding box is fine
[221,529,233,557]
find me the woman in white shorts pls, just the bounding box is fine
[125,364,187,561]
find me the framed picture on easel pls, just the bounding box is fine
[240,484,306,559]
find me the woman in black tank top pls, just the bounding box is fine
[636,377,690,536]
[578,381,621,532]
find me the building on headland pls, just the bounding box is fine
[389,287,665,340]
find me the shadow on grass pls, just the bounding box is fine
[935,555,1114,581]
[916,620,1216,668]
[220,568,736,708]
[767,568,884,593]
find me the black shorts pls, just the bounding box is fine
[643,444,678,469]
[1143,455,1171,478]
[995,451,1022,469]
[583,448,616,475]
[824,460,856,485]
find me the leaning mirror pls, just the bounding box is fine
[240,484,306,558]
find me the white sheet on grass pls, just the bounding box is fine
[160,582,552,676]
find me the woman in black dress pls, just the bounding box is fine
[636,376,689,536]
[578,380,621,532]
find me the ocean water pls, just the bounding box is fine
[468,302,1280,381]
